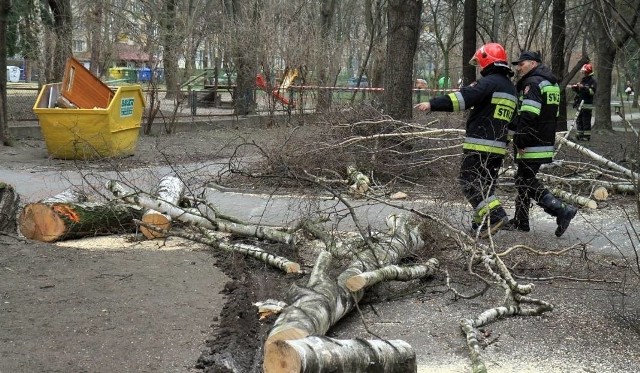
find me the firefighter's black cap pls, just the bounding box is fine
[511,51,542,65]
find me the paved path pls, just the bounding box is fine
[4,154,637,259]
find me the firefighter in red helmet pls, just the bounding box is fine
[571,63,597,141]
[415,43,518,237]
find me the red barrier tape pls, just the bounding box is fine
[289,85,458,93]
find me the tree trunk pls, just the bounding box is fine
[592,0,640,131]
[19,200,143,242]
[383,0,422,120]
[88,1,103,76]
[162,0,179,100]
[316,0,337,112]
[0,182,19,233]
[46,0,73,82]
[140,175,185,239]
[264,336,416,373]
[0,0,10,146]
[551,0,567,131]
[462,0,477,86]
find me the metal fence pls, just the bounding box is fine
[7,86,39,122]
[6,84,448,124]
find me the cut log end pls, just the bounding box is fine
[592,186,609,201]
[345,275,366,292]
[140,211,171,239]
[266,327,308,345]
[285,262,301,274]
[18,203,66,242]
[263,340,302,373]
[585,200,598,209]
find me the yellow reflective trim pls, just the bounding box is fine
[491,97,517,108]
[473,199,502,223]
[448,93,460,111]
[463,143,507,155]
[521,105,540,115]
[517,151,554,159]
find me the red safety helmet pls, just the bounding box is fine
[581,63,593,75]
[470,43,508,69]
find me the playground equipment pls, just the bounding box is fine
[256,68,297,107]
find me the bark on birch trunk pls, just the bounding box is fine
[19,201,143,242]
[140,175,185,239]
[263,215,423,371]
[264,336,416,373]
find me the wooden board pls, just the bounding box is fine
[61,57,114,109]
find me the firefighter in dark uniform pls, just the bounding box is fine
[415,43,517,237]
[571,63,597,141]
[504,51,578,237]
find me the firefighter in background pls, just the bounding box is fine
[571,63,597,141]
[415,43,517,237]
[505,51,578,237]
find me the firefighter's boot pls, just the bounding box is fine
[503,196,530,232]
[539,193,577,237]
[471,197,508,238]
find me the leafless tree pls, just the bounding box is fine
[462,0,477,86]
[46,0,73,82]
[0,0,10,145]
[316,0,337,112]
[382,0,421,119]
[592,0,640,131]
[423,0,463,88]
[552,0,568,130]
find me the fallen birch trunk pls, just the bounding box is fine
[345,258,439,292]
[264,214,423,371]
[134,219,302,274]
[108,180,295,245]
[140,175,185,239]
[264,336,416,373]
[551,188,597,209]
[555,136,640,180]
[601,182,636,194]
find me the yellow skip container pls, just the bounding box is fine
[33,84,146,159]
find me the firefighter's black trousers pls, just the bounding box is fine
[458,152,503,208]
[514,161,550,206]
[576,108,592,139]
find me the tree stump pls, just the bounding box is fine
[0,182,20,234]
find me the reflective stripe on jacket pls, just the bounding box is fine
[429,67,517,157]
[512,64,560,164]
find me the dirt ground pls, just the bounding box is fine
[1,114,640,373]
